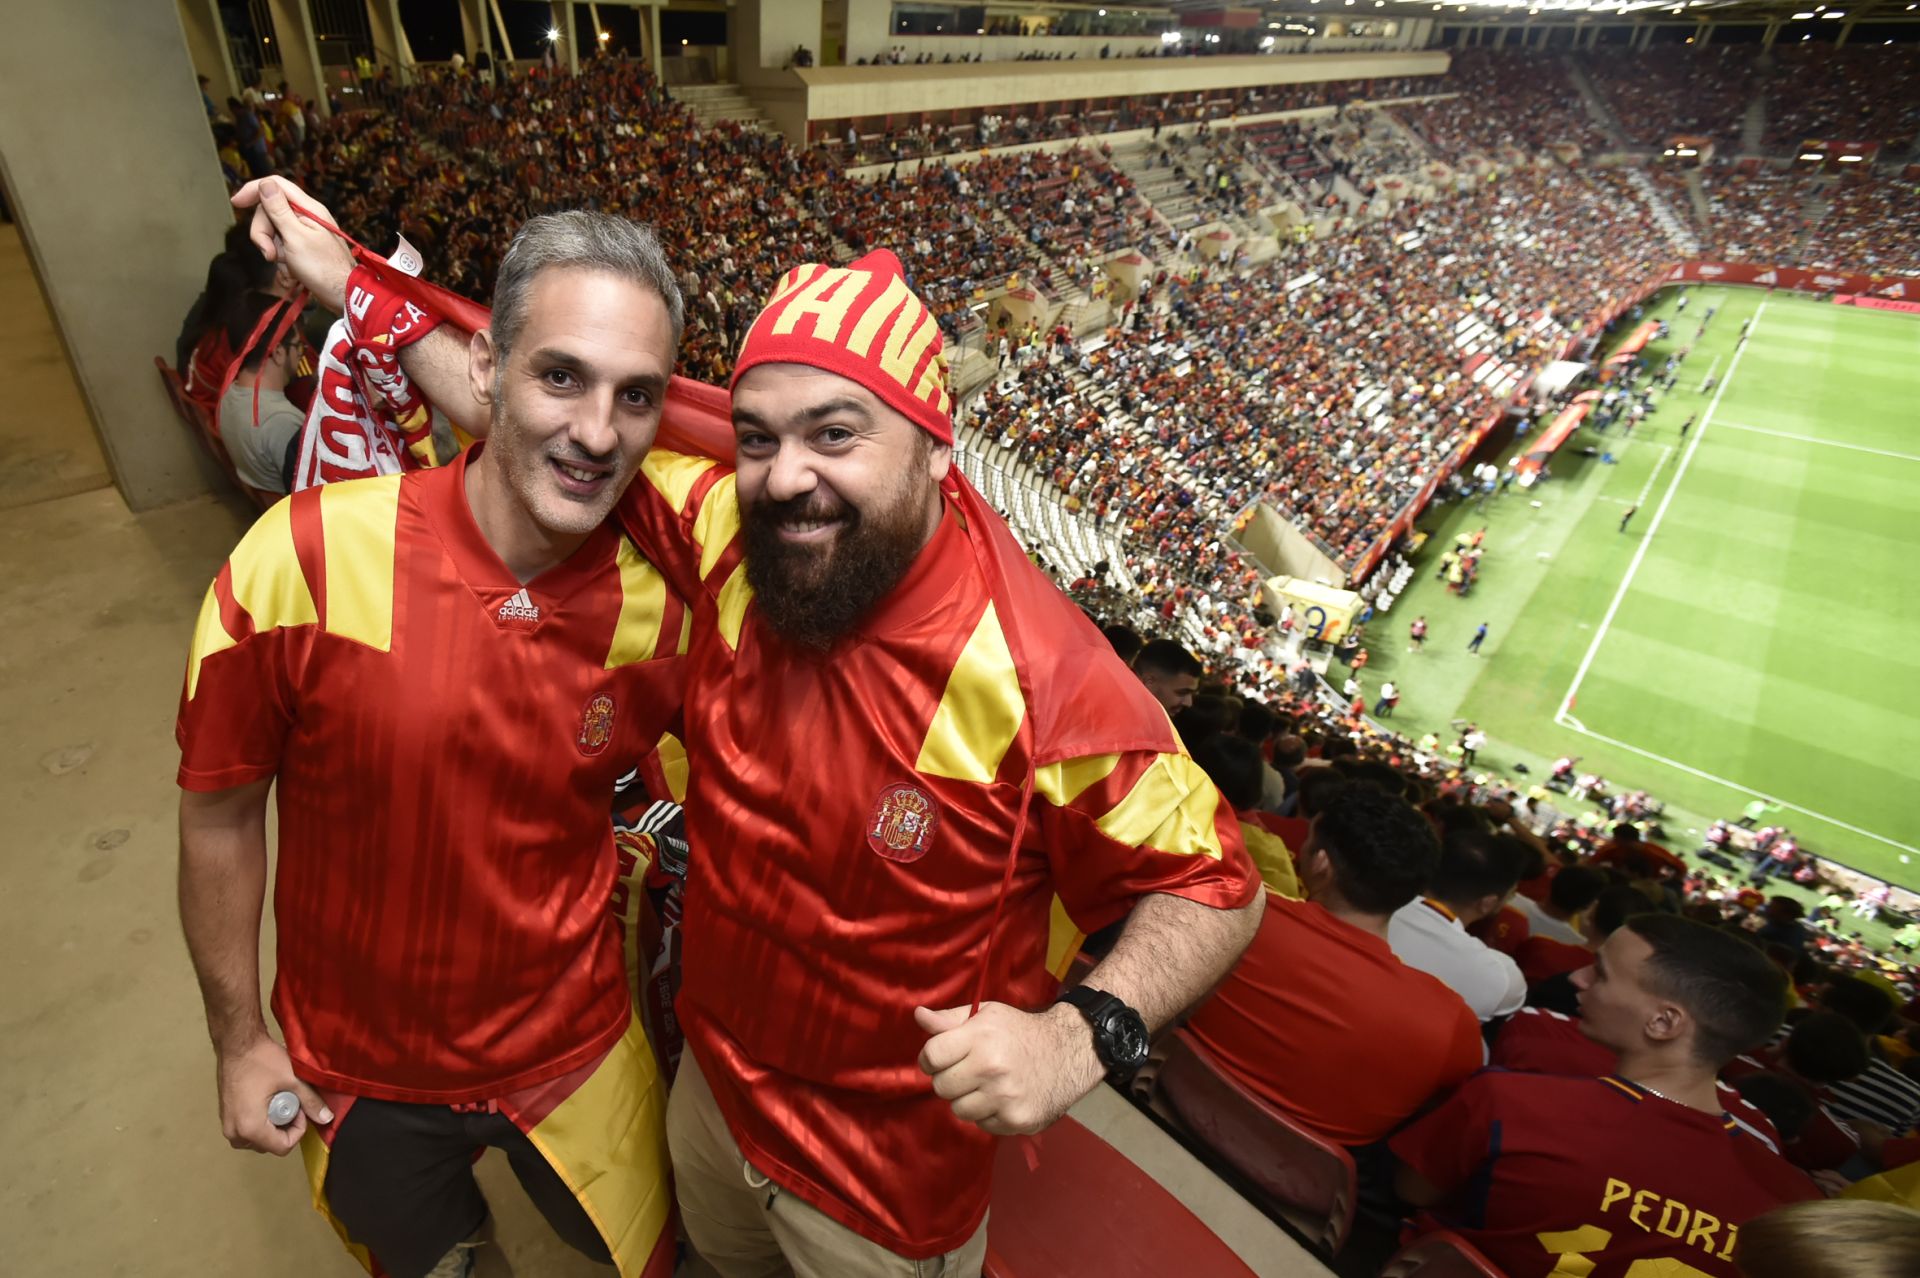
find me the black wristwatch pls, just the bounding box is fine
[1057,986,1151,1084]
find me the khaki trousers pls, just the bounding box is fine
[666,1052,988,1278]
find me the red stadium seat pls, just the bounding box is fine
[154,356,278,510]
[1150,1029,1358,1255]
[983,1116,1256,1278]
[1380,1230,1507,1278]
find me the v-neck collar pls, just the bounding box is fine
[422,443,620,612]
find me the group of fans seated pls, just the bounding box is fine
[1106,631,1920,1273]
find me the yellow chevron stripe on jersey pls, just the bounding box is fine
[1045,895,1085,980]
[655,732,689,803]
[692,473,742,580]
[1033,753,1123,808]
[715,563,754,649]
[230,497,320,634]
[606,539,672,670]
[318,475,402,651]
[640,450,721,517]
[185,586,238,701]
[186,498,318,700]
[915,603,1024,784]
[1091,752,1226,860]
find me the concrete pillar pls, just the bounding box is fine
[0,0,237,509]
[844,0,889,66]
[1835,20,1854,48]
[490,0,516,61]
[364,0,411,85]
[265,0,329,115]
[1697,22,1713,46]
[646,2,662,75]
[458,0,484,57]
[588,2,607,55]
[176,0,239,105]
[552,1,579,74]
[1762,20,1780,51]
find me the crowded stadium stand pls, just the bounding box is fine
[11,3,1920,1276]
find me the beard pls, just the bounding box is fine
[743,473,935,651]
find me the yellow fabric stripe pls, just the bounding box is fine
[1089,752,1226,860]
[1045,895,1086,981]
[692,473,742,580]
[656,732,689,803]
[1033,753,1123,808]
[1242,823,1303,899]
[227,497,319,634]
[714,563,754,649]
[605,539,669,669]
[914,604,1025,784]
[184,584,237,701]
[298,1128,378,1273]
[522,1017,673,1278]
[319,477,402,652]
[640,450,720,517]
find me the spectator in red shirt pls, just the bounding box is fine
[1592,822,1687,877]
[1722,1011,1872,1172]
[1394,914,1819,1277]
[1184,780,1483,1147]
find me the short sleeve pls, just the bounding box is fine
[1033,748,1260,935]
[175,499,318,791]
[1390,1071,1503,1200]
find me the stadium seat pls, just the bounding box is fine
[154,356,278,510]
[1380,1230,1506,1278]
[983,1116,1256,1278]
[1149,1028,1359,1255]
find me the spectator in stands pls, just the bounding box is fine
[1388,815,1529,1021]
[1593,822,1687,878]
[1522,883,1659,1011]
[1132,638,1202,716]
[1724,1011,1872,1172]
[1735,1199,1920,1278]
[1189,733,1301,899]
[1184,782,1480,1147]
[1513,863,1606,946]
[1818,977,1920,1136]
[1101,622,1143,666]
[216,293,306,494]
[1393,914,1818,1277]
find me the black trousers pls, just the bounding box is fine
[323,1098,612,1278]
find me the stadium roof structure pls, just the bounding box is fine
[1166,0,1920,18]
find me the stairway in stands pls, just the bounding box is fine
[667,83,770,131]
[1740,93,1768,157]
[1623,167,1703,256]
[1565,57,1633,151]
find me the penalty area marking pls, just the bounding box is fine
[1712,421,1920,465]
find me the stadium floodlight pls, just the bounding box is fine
[598,30,610,41]
[1799,152,1825,160]
[1837,154,1864,161]
[1262,34,1277,45]
[1676,147,1698,156]
[546,26,561,43]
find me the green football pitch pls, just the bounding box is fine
[1357,287,1920,891]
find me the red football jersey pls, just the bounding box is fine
[1468,902,1532,955]
[1492,1009,1781,1153]
[177,449,692,1103]
[1392,1071,1818,1278]
[617,454,1259,1257]
[1185,894,1484,1147]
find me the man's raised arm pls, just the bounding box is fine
[231,177,491,437]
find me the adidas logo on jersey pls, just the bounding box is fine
[498,588,541,622]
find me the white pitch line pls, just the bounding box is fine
[1631,445,1672,508]
[1558,300,1768,718]
[1713,421,1920,464]
[1552,711,1920,859]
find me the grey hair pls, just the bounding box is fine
[489,210,685,365]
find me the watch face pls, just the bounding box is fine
[1103,1008,1151,1068]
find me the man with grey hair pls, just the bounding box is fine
[177,177,690,1277]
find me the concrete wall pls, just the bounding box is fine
[176,0,238,104]
[1241,504,1348,585]
[843,0,890,67]
[0,2,238,509]
[731,0,820,86]
[796,50,1449,119]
